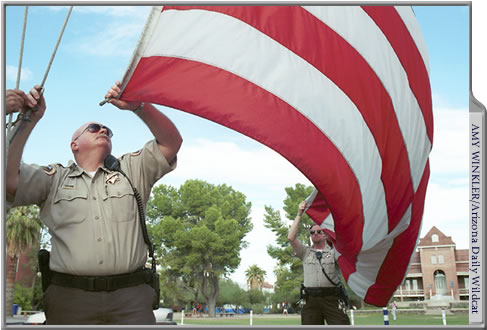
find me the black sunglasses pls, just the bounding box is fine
[74,123,113,141]
[310,229,323,235]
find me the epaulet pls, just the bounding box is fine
[130,149,142,157]
[41,163,62,176]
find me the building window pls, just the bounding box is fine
[405,280,411,291]
[413,279,418,290]
[438,255,444,264]
[432,234,439,242]
[464,278,469,289]
[434,270,447,295]
[431,255,437,264]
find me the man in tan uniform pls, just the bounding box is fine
[288,201,350,325]
[6,82,182,325]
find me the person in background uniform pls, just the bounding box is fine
[288,201,350,325]
[6,82,182,325]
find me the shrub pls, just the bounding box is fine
[251,303,266,314]
[13,283,33,311]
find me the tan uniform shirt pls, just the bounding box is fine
[8,140,175,276]
[293,243,340,288]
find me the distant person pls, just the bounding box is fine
[197,303,202,317]
[391,301,397,320]
[6,82,182,325]
[288,201,350,325]
[282,302,288,315]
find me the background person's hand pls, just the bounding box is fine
[6,89,29,115]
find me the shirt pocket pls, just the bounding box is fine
[52,184,88,229]
[103,178,137,222]
[321,252,336,275]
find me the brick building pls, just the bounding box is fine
[393,226,469,302]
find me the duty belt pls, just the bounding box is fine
[304,286,341,296]
[50,268,152,292]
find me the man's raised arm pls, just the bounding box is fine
[6,86,46,199]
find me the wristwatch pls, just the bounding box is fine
[134,102,145,115]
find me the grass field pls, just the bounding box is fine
[175,312,469,326]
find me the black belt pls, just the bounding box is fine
[304,287,341,296]
[50,268,152,292]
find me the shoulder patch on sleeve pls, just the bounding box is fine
[41,165,57,176]
[130,149,142,157]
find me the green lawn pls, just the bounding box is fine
[177,313,469,326]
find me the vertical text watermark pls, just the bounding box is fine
[469,114,483,324]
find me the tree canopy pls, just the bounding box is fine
[146,179,253,316]
[245,264,267,290]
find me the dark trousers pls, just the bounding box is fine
[43,283,156,325]
[301,295,351,325]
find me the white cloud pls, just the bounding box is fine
[170,138,311,187]
[429,106,469,177]
[63,6,151,58]
[422,182,469,249]
[231,207,279,286]
[420,105,469,249]
[6,65,33,82]
[66,22,144,57]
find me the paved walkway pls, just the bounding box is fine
[174,312,300,320]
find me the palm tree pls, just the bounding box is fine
[6,206,41,317]
[245,264,266,290]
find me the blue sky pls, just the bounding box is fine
[2,4,478,287]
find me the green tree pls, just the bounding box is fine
[245,264,267,290]
[248,288,266,305]
[6,206,41,316]
[146,179,253,317]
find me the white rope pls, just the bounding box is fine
[39,6,73,89]
[8,6,74,146]
[6,6,28,135]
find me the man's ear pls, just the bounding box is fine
[70,140,78,152]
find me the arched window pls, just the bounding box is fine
[432,234,439,242]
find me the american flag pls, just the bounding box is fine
[119,5,433,306]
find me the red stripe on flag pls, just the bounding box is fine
[362,6,433,146]
[305,191,330,225]
[163,5,414,234]
[121,56,364,262]
[364,160,430,306]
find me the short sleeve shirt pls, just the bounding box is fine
[293,243,340,288]
[8,140,175,276]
